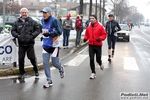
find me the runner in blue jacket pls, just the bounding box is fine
[41,7,65,88]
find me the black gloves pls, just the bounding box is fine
[83,39,87,43]
[43,32,50,37]
[96,38,100,42]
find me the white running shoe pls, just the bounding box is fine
[90,73,96,79]
[43,81,53,88]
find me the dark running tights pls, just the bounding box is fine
[89,45,102,73]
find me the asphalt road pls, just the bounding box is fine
[0,26,150,100]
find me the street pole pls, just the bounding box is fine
[99,0,102,22]
[79,0,83,15]
[102,0,105,25]
[3,0,6,29]
[89,0,92,16]
[95,0,97,17]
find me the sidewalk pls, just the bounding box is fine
[0,30,87,76]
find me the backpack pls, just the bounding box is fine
[75,18,82,29]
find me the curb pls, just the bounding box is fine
[0,43,87,76]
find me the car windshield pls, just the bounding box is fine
[119,24,129,31]
[6,17,16,22]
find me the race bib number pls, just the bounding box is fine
[42,29,49,38]
[42,29,49,34]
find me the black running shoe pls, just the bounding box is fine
[35,72,39,79]
[108,58,111,62]
[112,51,114,58]
[18,74,25,79]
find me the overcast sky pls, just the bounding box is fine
[129,0,150,19]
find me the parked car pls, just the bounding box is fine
[5,16,17,26]
[0,16,17,33]
[116,24,130,42]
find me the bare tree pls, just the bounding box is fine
[99,0,102,21]
[79,0,83,14]
[108,0,130,22]
[0,1,21,15]
[108,0,144,23]
[115,0,130,22]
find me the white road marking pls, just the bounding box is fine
[133,30,150,44]
[95,56,109,69]
[0,76,18,79]
[64,54,89,66]
[141,30,150,38]
[124,57,139,70]
[77,46,88,54]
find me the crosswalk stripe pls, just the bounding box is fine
[124,57,139,70]
[64,53,141,71]
[95,56,109,69]
[64,54,89,66]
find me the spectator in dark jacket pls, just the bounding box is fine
[11,8,41,79]
[105,14,121,62]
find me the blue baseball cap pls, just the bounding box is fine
[41,7,52,13]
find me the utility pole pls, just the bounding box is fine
[102,0,105,25]
[95,0,97,17]
[99,0,102,22]
[114,0,116,19]
[3,0,6,29]
[89,0,92,16]
[79,0,83,14]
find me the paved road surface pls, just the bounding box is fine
[0,26,150,100]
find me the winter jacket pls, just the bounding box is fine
[75,16,83,30]
[105,20,121,36]
[62,18,72,30]
[11,17,41,46]
[41,16,62,49]
[84,21,107,46]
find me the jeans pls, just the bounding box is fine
[75,29,82,46]
[43,53,62,81]
[63,29,70,46]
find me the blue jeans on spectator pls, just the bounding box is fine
[75,29,82,46]
[63,29,70,47]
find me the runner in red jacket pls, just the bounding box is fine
[83,15,107,79]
